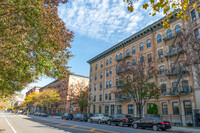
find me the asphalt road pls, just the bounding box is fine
[0,112,188,133]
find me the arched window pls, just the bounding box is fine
[126,49,130,55]
[132,46,136,54]
[157,34,162,43]
[147,39,151,48]
[175,25,181,33]
[119,53,123,59]
[167,29,172,39]
[110,57,112,64]
[115,55,118,60]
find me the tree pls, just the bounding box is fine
[0,0,73,97]
[37,89,60,115]
[69,82,89,113]
[115,60,161,118]
[124,0,200,28]
[24,92,38,110]
[147,103,158,115]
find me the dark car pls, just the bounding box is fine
[132,117,171,131]
[73,114,88,122]
[107,114,134,127]
[61,113,74,120]
[41,113,48,117]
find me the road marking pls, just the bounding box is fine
[1,113,17,133]
[69,125,78,129]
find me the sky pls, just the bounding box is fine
[21,0,164,95]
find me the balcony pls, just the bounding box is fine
[116,54,132,62]
[164,48,185,59]
[163,31,182,42]
[166,68,189,77]
[168,86,193,96]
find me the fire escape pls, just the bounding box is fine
[115,51,132,101]
[164,31,193,96]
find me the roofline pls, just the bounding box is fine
[70,74,89,79]
[87,12,179,64]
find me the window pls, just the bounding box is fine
[95,74,97,80]
[99,94,102,101]
[172,82,178,94]
[106,70,109,77]
[161,84,167,95]
[111,105,115,114]
[106,81,108,88]
[184,101,192,115]
[194,29,199,38]
[162,102,168,115]
[95,64,98,70]
[106,59,108,65]
[90,67,93,72]
[157,34,162,43]
[100,72,103,79]
[128,104,133,114]
[110,69,112,75]
[109,80,112,88]
[140,56,144,65]
[93,96,96,102]
[172,102,179,115]
[160,66,165,76]
[115,55,118,60]
[101,61,103,68]
[167,29,172,39]
[182,80,189,92]
[94,84,97,91]
[105,93,108,100]
[132,46,136,54]
[147,39,151,48]
[147,53,152,63]
[93,105,96,113]
[89,85,91,92]
[105,106,109,114]
[117,105,122,114]
[100,82,102,90]
[198,7,200,18]
[116,66,119,73]
[158,49,163,58]
[140,42,143,51]
[127,62,130,69]
[132,59,136,67]
[90,76,92,82]
[147,103,153,114]
[110,57,112,64]
[175,25,181,33]
[119,53,123,59]
[191,10,196,21]
[99,106,101,114]
[109,93,111,100]
[126,49,130,55]
[148,70,153,79]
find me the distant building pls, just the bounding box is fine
[40,74,89,114]
[26,86,41,97]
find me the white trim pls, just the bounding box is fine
[160,82,167,85]
[165,28,172,33]
[171,100,179,104]
[146,51,152,55]
[172,23,182,30]
[158,63,165,67]
[157,47,163,51]
[155,32,163,38]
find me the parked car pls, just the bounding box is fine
[90,114,109,124]
[132,117,171,131]
[61,113,74,120]
[73,114,88,122]
[107,114,134,127]
[41,113,48,117]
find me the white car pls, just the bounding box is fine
[89,114,109,124]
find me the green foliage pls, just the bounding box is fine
[0,0,73,97]
[147,104,158,114]
[124,0,200,29]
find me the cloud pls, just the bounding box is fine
[58,0,163,43]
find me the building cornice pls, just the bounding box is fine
[87,13,179,64]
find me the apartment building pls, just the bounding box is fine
[87,5,200,126]
[39,74,89,114]
[26,86,41,97]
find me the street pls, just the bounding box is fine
[0,112,189,133]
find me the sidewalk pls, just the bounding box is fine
[48,115,61,119]
[169,126,200,133]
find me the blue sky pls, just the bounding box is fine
[22,0,164,95]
